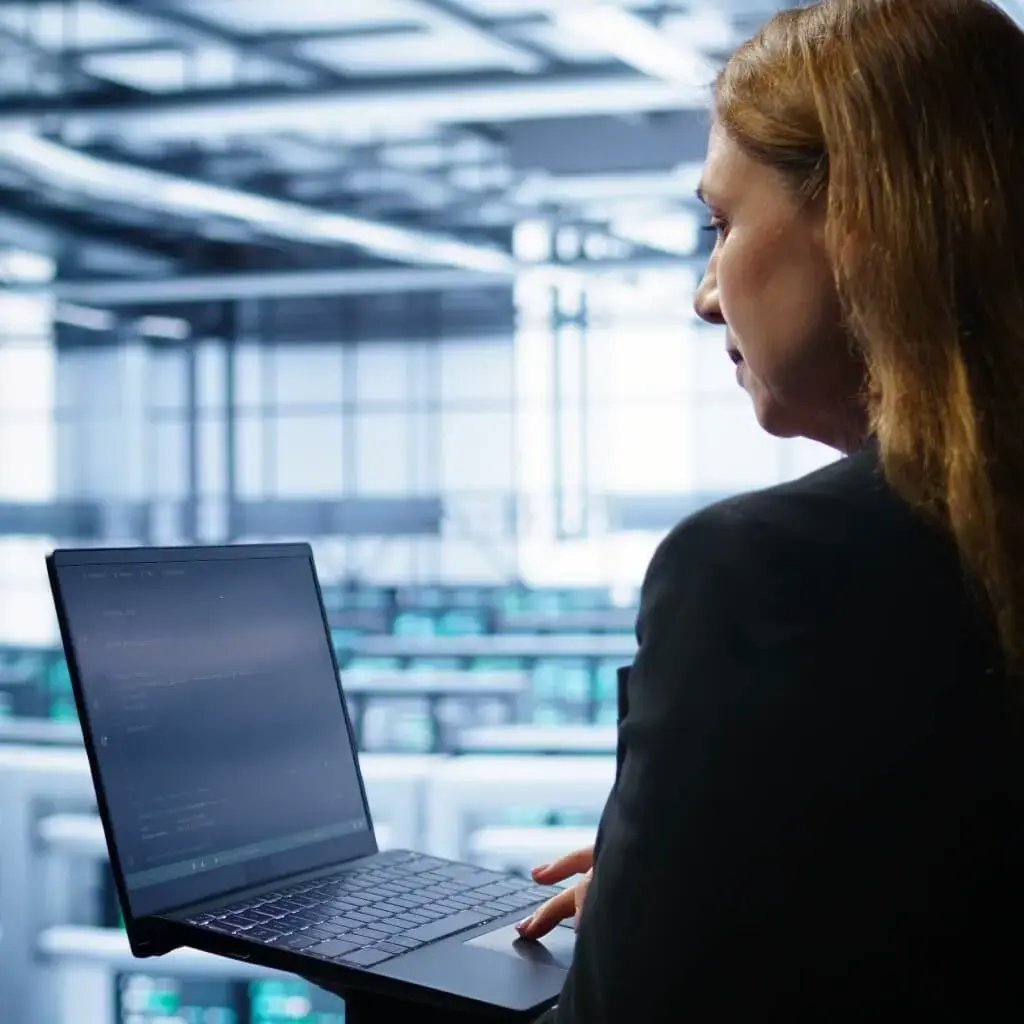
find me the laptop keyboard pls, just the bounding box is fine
[187,851,562,969]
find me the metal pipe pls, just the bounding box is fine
[43,256,696,305]
[0,68,702,140]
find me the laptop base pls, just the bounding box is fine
[309,979,525,1023]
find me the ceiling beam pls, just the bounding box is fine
[0,204,174,275]
[405,0,553,72]
[0,66,703,139]
[0,133,515,272]
[0,23,136,96]
[58,12,572,60]
[42,256,696,305]
[98,0,349,84]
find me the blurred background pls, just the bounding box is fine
[2,0,997,1021]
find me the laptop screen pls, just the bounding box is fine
[51,546,374,918]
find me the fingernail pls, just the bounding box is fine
[532,864,549,875]
[515,917,532,934]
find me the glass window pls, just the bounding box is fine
[439,338,513,405]
[272,344,344,406]
[273,414,345,496]
[354,412,411,494]
[355,342,410,404]
[440,410,514,492]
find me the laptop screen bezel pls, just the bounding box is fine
[46,542,378,939]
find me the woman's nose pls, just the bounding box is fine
[693,272,725,326]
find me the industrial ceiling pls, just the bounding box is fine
[0,0,1017,307]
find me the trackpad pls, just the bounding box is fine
[465,924,575,971]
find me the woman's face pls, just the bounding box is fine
[692,121,868,453]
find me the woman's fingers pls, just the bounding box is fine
[515,886,576,940]
[530,845,594,885]
[517,866,595,941]
[519,845,596,941]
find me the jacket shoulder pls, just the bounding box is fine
[655,445,934,567]
[639,445,959,637]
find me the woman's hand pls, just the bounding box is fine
[515,845,594,941]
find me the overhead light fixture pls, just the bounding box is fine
[55,302,116,331]
[0,134,518,274]
[135,315,190,340]
[0,249,55,283]
[554,3,716,88]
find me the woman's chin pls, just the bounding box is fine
[749,392,798,439]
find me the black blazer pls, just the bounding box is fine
[543,436,1024,1022]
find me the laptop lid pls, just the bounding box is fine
[47,543,377,928]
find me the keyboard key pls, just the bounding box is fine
[432,899,473,913]
[271,933,318,951]
[403,857,447,872]
[435,867,503,887]
[328,916,365,930]
[248,907,281,922]
[285,911,323,926]
[340,947,396,967]
[443,896,478,909]
[204,920,242,935]
[472,882,518,899]
[402,911,488,943]
[420,886,453,899]
[245,926,281,942]
[389,896,422,909]
[314,921,348,936]
[308,938,361,959]
[507,892,543,908]
[223,913,262,928]
[527,887,562,901]
[415,871,451,884]
[370,922,404,935]
[479,902,515,916]
[303,927,336,941]
[347,929,390,943]
[389,935,425,949]
[326,898,362,911]
[374,941,410,954]
[390,914,426,927]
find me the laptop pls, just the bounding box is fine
[46,543,575,1020]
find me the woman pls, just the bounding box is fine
[525,0,1024,1019]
